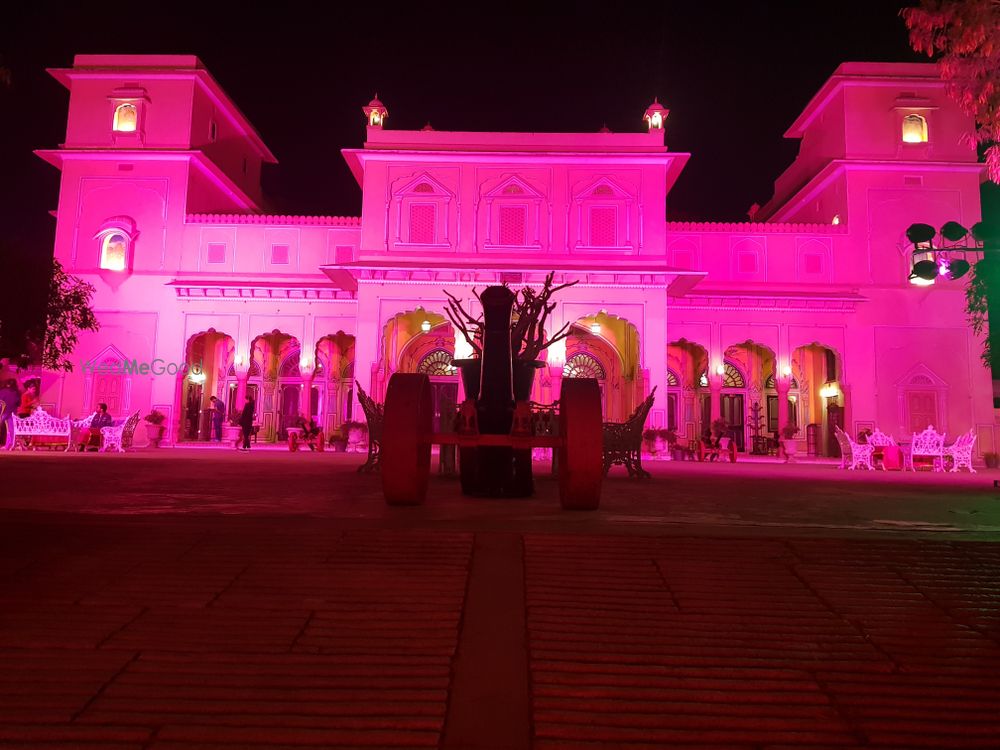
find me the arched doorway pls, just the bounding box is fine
[699,361,747,451]
[667,339,709,441]
[565,312,640,421]
[376,308,449,401]
[416,349,459,432]
[250,330,300,441]
[316,333,356,436]
[179,329,234,442]
[394,317,457,432]
[792,343,844,457]
[724,341,777,452]
[277,350,324,441]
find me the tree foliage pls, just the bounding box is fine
[902,0,1000,182]
[966,255,993,366]
[34,259,100,372]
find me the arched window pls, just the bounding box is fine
[764,373,798,389]
[113,103,137,133]
[902,114,928,143]
[279,352,301,378]
[417,349,455,375]
[563,353,606,379]
[700,363,745,389]
[722,362,745,388]
[99,232,129,271]
[227,360,262,377]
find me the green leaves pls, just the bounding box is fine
[37,259,100,372]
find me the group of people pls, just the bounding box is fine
[0,375,40,449]
[205,395,257,451]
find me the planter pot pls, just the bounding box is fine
[222,424,241,446]
[653,436,666,454]
[782,440,798,463]
[144,423,166,448]
[330,439,347,453]
[984,454,1000,469]
[452,358,482,402]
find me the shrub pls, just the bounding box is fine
[144,409,166,425]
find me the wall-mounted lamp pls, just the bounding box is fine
[589,322,601,335]
[819,383,840,399]
[421,320,432,333]
[715,364,726,376]
[188,370,206,384]
[781,365,792,378]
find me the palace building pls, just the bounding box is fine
[36,54,993,456]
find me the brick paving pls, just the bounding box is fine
[0,451,999,748]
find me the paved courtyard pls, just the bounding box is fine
[1,450,999,748]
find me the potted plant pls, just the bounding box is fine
[329,433,348,452]
[642,428,659,454]
[144,409,166,447]
[342,420,367,452]
[780,424,799,462]
[984,451,999,469]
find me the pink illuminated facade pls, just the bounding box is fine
[36,55,993,455]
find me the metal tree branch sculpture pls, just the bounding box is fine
[444,272,578,362]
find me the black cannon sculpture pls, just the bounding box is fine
[380,285,604,509]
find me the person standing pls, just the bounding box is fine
[209,396,225,442]
[238,396,255,452]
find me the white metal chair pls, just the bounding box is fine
[100,411,140,453]
[909,426,945,472]
[943,429,977,473]
[835,426,874,470]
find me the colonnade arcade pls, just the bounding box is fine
[364,306,645,426]
[179,328,356,443]
[666,338,845,455]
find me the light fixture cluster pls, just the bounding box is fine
[906,221,996,286]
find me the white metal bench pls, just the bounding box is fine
[943,429,977,473]
[10,407,82,451]
[834,426,874,470]
[908,426,946,472]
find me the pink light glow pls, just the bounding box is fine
[31,55,992,452]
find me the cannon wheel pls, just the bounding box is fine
[558,378,604,510]
[381,373,433,505]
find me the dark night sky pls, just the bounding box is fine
[0,2,928,350]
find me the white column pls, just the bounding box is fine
[351,289,382,418]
